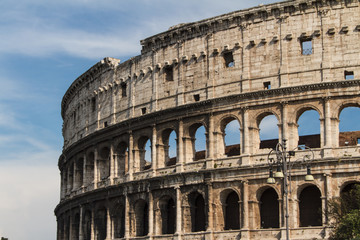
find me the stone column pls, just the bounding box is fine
[324,97,332,148]
[94,148,98,189]
[82,153,87,189]
[175,185,182,237]
[242,181,249,229]
[73,161,77,190]
[206,182,214,239]
[79,206,84,240]
[91,208,95,240]
[110,143,115,185]
[124,193,131,239]
[128,131,134,180]
[207,114,215,160]
[106,207,111,240]
[242,107,250,156]
[149,189,154,239]
[281,102,288,145]
[152,125,157,175]
[177,119,184,172]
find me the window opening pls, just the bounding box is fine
[164,66,174,81]
[223,51,235,68]
[301,38,313,55]
[141,107,146,115]
[345,71,354,80]
[121,83,127,97]
[91,97,96,112]
[104,121,108,127]
[193,94,200,102]
[357,138,360,145]
[263,82,271,90]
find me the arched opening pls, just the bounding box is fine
[83,210,92,240]
[68,164,74,192]
[73,213,80,240]
[95,207,107,240]
[260,188,279,228]
[85,152,94,187]
[138,137,152,171]
[160,197,176,234]
[259,114,279,149]
[98,147,110,180]
[297,109,320,148]
[115,142,128,176]
[75,158,84,189]
[340,182,360,212]
[222,118,241,157]
[224,191,240,230]
[168,130,177,166]
[194,125,206,160]
[135,200,149,237]
[112,203,125,238]
[339,106,360,146]
[299,185,322,227]
[190,192,206,232]
[161,129,177,167]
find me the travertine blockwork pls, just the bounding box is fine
[56,0,360,239]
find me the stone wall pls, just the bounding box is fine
[56,1,360,240]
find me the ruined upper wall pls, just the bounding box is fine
[61,0,360,148]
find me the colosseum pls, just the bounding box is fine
[55,0,360,239]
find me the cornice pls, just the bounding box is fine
[140,0,357,54]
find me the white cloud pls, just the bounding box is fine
[0,164,59,240]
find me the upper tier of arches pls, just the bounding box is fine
[61,0,360,148]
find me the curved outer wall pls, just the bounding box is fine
[56,0,360,239]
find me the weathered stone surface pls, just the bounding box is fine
[55,1,360,239]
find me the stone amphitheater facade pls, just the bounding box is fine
[55,0,360,239]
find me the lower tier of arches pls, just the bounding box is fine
[55,158,360,240]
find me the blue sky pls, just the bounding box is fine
[0,0,359,240]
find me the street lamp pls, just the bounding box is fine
[266,139,314,240]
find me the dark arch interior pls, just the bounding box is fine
[191,194,206,232]
[224,191,240,230]
[260,188,279,228]
[299,186,322,227]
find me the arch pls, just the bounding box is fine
[158,195,176,234]
[115,141,128,176]
[73,213,80,240]
[137,136,152,171]
[297,108,321,148]
[299,185,322,227]
[85,151,95,186]
[94,207,107,240]
[112,203,125,238]
[338,106,360,146]
[220,116,241,157]
[259,187,279,228]
[98,146,110,180]
[222,190,240,230]
[134,199,149,237]
[188,191,206,232]
[160,128,177,167]
[186,122,207,161]
[83,210,92,240]
[258,113,279,149]
[340,181,360,212]
[75,158,84,189]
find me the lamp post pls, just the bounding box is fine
[266,139,314,240]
